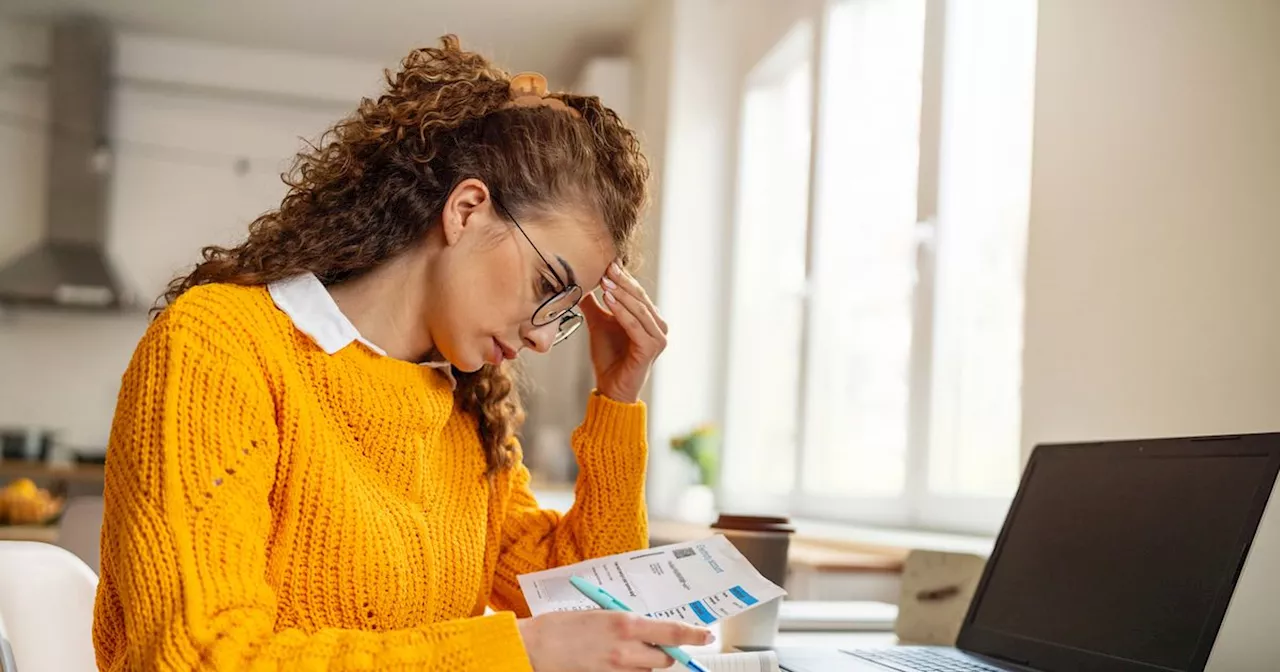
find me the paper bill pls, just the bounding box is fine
[517,534,787,626]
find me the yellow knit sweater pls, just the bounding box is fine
[92,284,649,671]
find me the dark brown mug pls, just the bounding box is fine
[711,515,795,585]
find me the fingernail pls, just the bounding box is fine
[605,290,617,304]
[610,262,622,275]
[704,632,715,644]
[602,277,617,290]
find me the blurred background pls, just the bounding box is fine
[0,0,1277,604]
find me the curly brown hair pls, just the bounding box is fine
[158,35,650,474]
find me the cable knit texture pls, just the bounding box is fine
[93,283,649,671]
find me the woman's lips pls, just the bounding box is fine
[490,338,518,364]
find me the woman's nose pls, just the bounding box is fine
[521,321,557,354]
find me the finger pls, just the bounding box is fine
[602,291,650,346]
[580,291,616,327]
[607,265,668,334]
[604,287,663,341]
[606,262,652,301]
[631,618,714,647]
[604,289,665,346]
[617,642,674,670]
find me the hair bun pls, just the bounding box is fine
[505,71,582,119]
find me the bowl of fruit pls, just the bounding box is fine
[0,478,65,526]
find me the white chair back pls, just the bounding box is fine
[1,608,19,672]
[0,541,99,672]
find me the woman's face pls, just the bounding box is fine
[426,179,613,372]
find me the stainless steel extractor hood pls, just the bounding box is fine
[0,17,124,309]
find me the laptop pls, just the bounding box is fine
[777,432,1280,672]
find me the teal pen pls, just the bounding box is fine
[568,575,711,672]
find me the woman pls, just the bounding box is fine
[92,36,710,671]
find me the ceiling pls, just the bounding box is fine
[0,0,642,84]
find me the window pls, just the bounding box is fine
[721,0,1038,535]
[721,21,814,501]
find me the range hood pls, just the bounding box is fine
[0,17,124,309]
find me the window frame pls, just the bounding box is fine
[721,0,1029,536]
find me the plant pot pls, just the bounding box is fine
[674,483,716,524]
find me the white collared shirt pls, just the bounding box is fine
[267,272,456,389]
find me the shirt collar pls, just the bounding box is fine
[267,272,456,388]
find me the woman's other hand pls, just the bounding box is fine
[581,263,668,404]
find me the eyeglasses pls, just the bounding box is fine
[492,197,584,345]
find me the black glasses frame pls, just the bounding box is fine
[491,196,585,345]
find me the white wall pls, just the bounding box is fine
[1021,0,1280,453]
[633,0,822,517]
[0,20,383,448]
[641,0,738,517]
[627,0,673,333]
[627,0,686,511]
[1020,7,1280,658]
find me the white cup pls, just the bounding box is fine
[711,515,795,650]
[720,597,783,650]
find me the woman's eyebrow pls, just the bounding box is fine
[555,256,577,287]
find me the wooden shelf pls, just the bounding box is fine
[0,462,105,483]
[0,524,59,543]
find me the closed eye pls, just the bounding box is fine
[537,274,559,298]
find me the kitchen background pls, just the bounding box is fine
[0,2,630,480]
[0,2,654,585]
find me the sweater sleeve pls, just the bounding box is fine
[93,319,531,672]
[489,392,650,615]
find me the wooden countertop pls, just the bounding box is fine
[0,524,58,543]
[650,519,907,574]
[0,462,105,483]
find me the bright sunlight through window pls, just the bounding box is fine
[722,0,1038,534]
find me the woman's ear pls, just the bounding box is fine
[440,178,493,247]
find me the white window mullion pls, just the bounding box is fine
[904,0,948,527]
[921,0,1037,529]
[800,0,926,503]
[720,20,815,507]
[792,3,831,514]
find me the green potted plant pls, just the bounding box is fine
[670,424,719,522]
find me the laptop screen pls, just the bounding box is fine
[961,439,1279,672]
